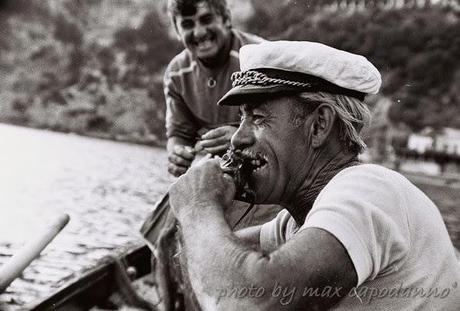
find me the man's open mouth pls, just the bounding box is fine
[195,38,214,50]
[242,152,268,173]
[220,149,267,179]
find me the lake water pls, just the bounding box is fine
[0,124,173,308]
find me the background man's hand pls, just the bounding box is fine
[195,125,237,155]
[167,144,195,177]
[169,157,236,220]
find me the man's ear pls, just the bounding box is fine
[172,20,181,40]
[309,104,336,149]
[223,9,232,28]
[174,31,181,41]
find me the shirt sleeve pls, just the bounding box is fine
[259,209,292,253]
[164,69,199,142]
[299,166,411,286]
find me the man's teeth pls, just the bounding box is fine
[250,158,266,170]
[243,152,267,171]
[197,39,213,48]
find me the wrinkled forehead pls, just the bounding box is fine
[238,95,291,114]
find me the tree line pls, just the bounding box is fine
[246,0,459,130]
[0,0,458,144]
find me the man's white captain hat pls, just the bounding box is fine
[218,40,381,106]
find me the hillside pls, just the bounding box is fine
[0,0,458,144]
[0,0,179,144]
[245,0,460,131]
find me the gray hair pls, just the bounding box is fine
[292,92,371,154]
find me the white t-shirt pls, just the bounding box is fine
[260,164,460,310]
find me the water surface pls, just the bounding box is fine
[0,124,173,308]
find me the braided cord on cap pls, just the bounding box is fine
[231,71,311,88]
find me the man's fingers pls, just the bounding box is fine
[194,141,204,153]
[222,172,236,188]
[173,145,195,160]
[168,153,193,167]
[195,153,212,165]
[198,126,236,155]
[168,163,188,177]
[198,136,228,148]
[201,127,226,140]
[203,144,230,155]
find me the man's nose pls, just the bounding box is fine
[231,121,255,151]
[193,23,207,39]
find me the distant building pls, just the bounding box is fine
[434,128,460,155]
[404,127,460,175]
[407,134,433,153]
[408,127,460,155]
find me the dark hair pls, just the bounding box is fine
[167,0,229,20]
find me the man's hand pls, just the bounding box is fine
[195,125,237,155]
[168,144,195,177]
[169,157,236,221]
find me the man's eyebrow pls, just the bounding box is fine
[238,106,244,118]
[199,12,214,19]
[252,102,269,113]
[179,18,193,25]
[240,102,268,114]
[239,104,251,114]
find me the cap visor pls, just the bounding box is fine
[217,84,302,106]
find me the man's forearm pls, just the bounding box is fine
[178,208,355,310]
[234,225,262,250]
[178,208,277,310]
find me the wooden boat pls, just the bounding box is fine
[28,244,152,311]
[27,194,172,311]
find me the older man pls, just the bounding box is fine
[169,41,460,310]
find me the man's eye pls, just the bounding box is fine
[253,115,266,125]
[180,20,194,29]
[200,15,214,25]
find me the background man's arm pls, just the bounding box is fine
[166,136,196,176]
[164,72,199,176]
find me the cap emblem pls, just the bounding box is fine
[231,70,312,89]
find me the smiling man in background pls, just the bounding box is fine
[147,3,273,308]
[169,41,460,310]
[164,0,264,177]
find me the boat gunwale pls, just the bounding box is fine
[27,244,151,311]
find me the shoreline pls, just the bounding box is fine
[0,122,167,148]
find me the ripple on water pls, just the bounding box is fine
[0,124,173,309]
